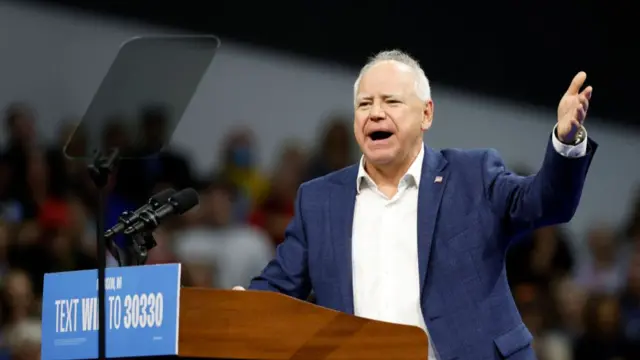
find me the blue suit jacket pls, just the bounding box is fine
[250,135,597,360]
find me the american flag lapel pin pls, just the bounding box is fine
[434,176,443,183]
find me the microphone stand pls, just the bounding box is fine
[87,148,120,360]
[116,230,157,266]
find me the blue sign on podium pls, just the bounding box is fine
[41,263,182,359]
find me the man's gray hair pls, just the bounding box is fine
[353,50,431,105]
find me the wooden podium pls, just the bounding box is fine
[174,287,429,359]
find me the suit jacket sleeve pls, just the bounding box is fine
[482,133,598,243]
[248,185,312,300]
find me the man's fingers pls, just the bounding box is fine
[577,106,587,123]
[580,85,593,100]
[232,286,246,291]
[567,71,587,95]
[578,95,589,113]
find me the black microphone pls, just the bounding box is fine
[104,188,176,239]
[124,188,199,235]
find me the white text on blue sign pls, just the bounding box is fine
[53,276,165,333]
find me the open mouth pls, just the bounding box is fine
[368,131,393,141]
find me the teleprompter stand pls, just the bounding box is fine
[87,148,119,360]
[62,34,220,359]
[87,148,165,357]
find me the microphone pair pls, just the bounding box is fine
[104,187,199,239]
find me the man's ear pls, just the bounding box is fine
[421,99,434,131]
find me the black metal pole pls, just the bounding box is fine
[88,149,119,360]
[96,188,107,359]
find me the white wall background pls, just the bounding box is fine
[0,1,638,245]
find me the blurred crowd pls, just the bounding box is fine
[0,101,638,359]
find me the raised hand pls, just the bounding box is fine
[557,71,593,144]
[557,71,593,143]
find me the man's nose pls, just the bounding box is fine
[369,104,385,120]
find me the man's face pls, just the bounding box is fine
[354,61,433,166]
[9,113,36,144]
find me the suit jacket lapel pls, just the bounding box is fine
[418,146,449,299]
[329,166,358,315]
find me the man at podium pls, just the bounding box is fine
[239,50,597,360]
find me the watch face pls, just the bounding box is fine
[575,128,585,144]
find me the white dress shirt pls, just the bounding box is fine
[351,127,587,359]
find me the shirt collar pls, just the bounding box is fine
[356,144,425,193]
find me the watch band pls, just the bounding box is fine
[556,125,586,145]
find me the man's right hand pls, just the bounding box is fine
[232,286,245,291]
